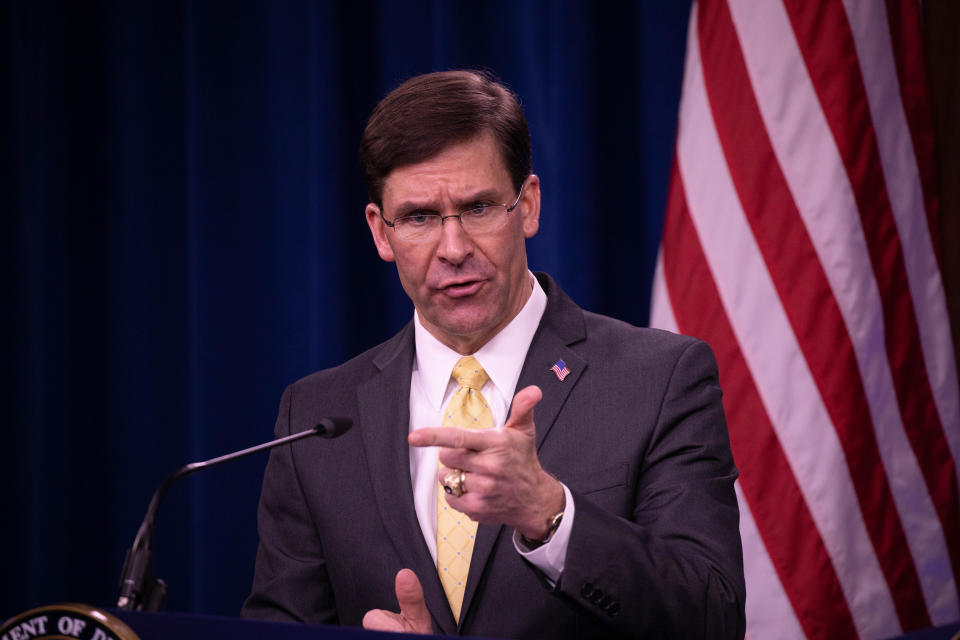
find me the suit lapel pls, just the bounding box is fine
[459,273,587,628]
[516,272,588,451]
[518,328,587,451]
[356,324,457,634]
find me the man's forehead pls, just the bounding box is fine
[381,134,511,205]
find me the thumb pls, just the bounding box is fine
[395,569,432,632]
[505,385,542,435]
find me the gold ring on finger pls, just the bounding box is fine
[441,468,467,498]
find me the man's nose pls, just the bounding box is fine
[435,215,473,264]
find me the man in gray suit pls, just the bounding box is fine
[243,70,745,638]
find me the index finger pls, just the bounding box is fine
[408,426,493,450]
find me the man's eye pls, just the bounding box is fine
[398,212,436,226]
[463,204,494,218]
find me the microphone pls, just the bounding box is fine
[116,417,351,610]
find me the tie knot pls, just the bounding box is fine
[452,356,489,390]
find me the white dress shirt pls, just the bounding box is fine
[408,272,573,583]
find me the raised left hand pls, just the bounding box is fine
[362,569,433,634]
[408,384,565,541]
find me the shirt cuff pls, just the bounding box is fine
[512,483,574,584]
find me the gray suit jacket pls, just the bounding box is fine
[243,273,745,638]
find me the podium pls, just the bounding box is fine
[4,605,958,639]
[0,604,472,640]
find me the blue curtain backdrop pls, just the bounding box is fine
[1,0,691,617]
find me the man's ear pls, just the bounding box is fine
[366,203,396,262]
[519,175,541,239]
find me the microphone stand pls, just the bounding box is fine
[116,417,350,610]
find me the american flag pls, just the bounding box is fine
[649,1,960,638]
[550,359,570,382]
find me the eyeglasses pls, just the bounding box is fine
[379,181,526,242]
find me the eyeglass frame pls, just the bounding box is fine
[377,179,527,240]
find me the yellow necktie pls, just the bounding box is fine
[437,356,493,623]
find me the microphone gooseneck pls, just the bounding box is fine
[116,417,351,610]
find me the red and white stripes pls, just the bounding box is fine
[650,1,960,637]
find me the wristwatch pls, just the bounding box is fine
[520,509,564,549]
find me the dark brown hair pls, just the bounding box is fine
[359,70,531,206]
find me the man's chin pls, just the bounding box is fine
[438,316,494,340]
[422,307,502,349]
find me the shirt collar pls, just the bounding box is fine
[413,272,548,411]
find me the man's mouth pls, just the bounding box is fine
[438,279,484,298]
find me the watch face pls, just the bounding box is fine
[520,510,564,548]
[547,511,564,536]
[0,604,141,640]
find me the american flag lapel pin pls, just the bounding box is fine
[550,359,571,382]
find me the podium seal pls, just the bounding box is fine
[1,603,139,640]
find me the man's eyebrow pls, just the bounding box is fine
[393,200,440,218]
[455,189,502,207]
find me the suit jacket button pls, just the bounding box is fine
[589,588,605,604]
[581,582,595,598]
[607,602,621,617]
[598,595,613,609]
